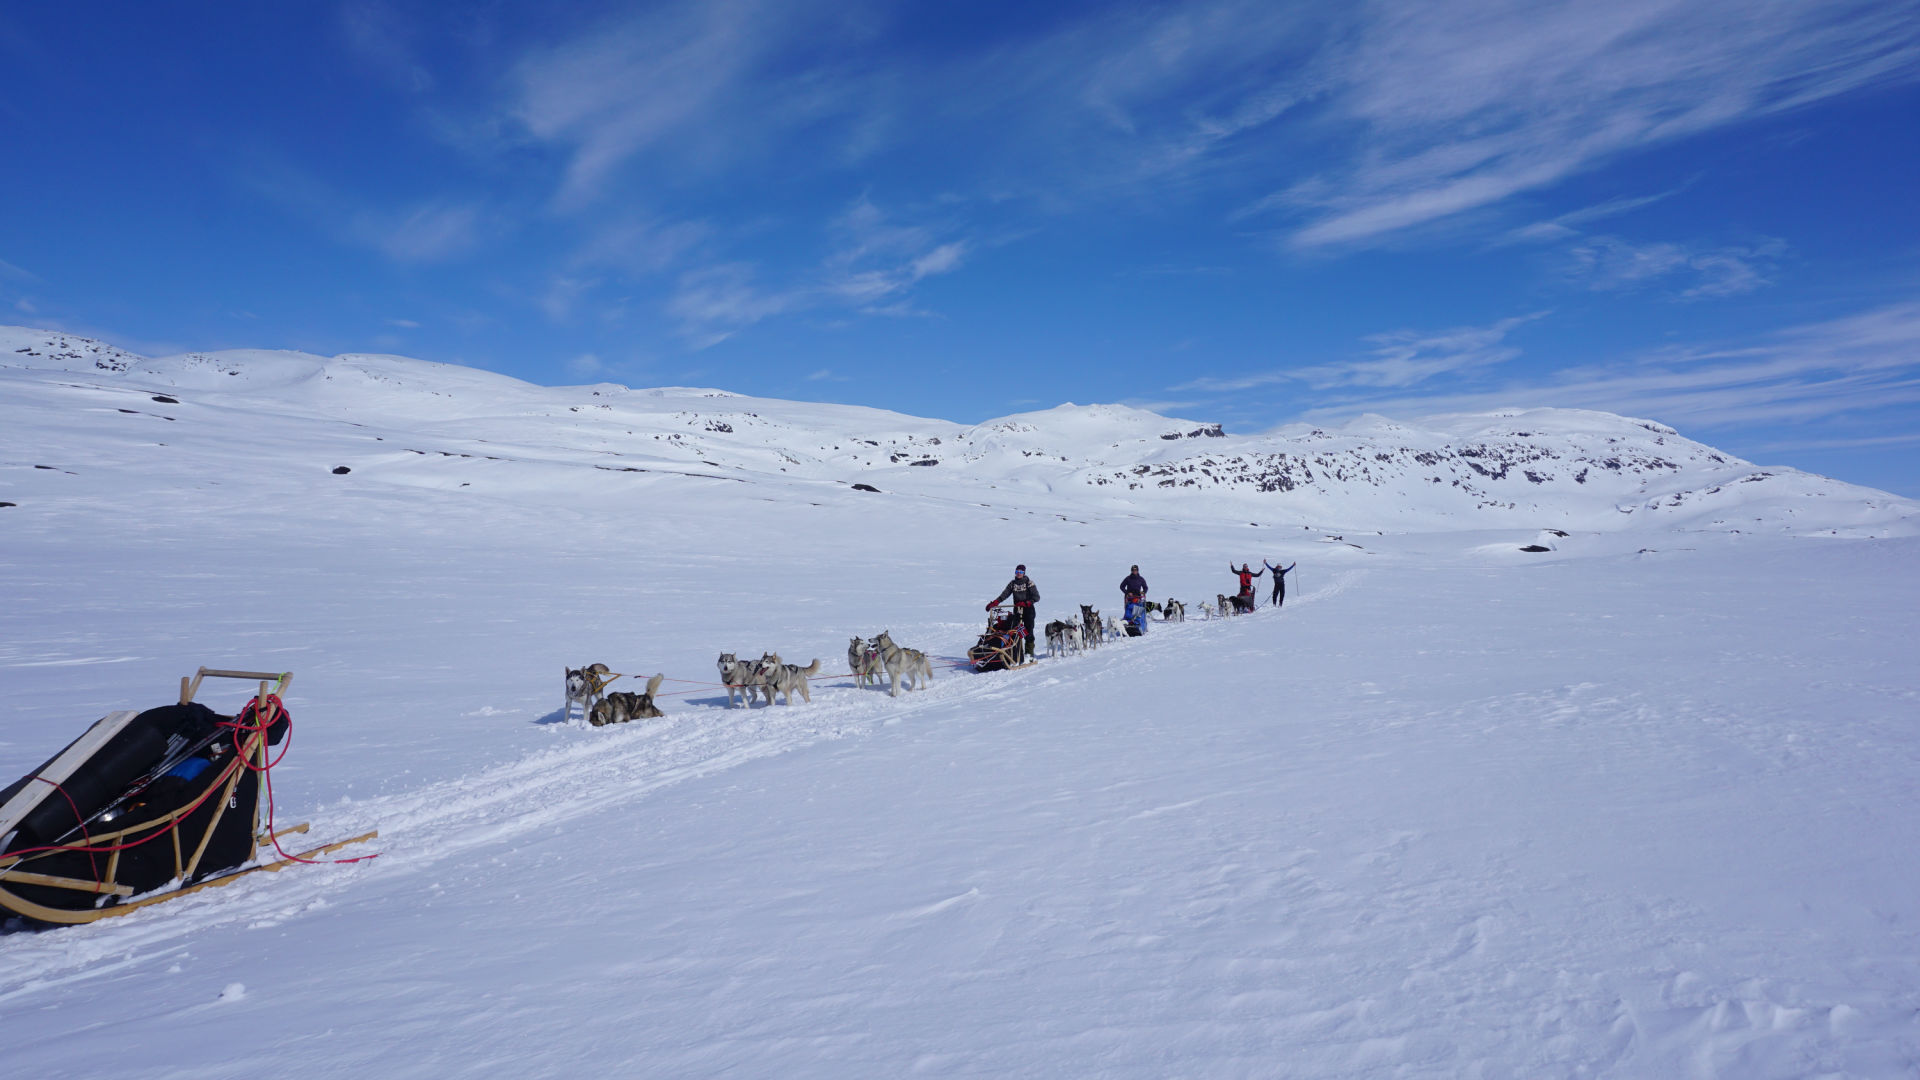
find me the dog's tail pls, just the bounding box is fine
[802,659,821,676]
[645,672,664,697]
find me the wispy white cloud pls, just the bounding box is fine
[353,201,484,262]
[1284,300,1920,431]
[1499,187,1688,245]
[1567,235,1786,298]
[663,197,970,344]
[1177,312,1545,393]
[1269,0,1920,248]
[339,1,435,93]
[508,1,870,209]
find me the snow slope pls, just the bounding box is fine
[3,330,1919,1077]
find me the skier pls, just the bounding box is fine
[1119,564,1148,636]
[1263,559,1296,609]
[1228,562,1262,613]
[986,564,1040,663]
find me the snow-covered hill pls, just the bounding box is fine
[4,325,1920,1077]
[5,325,1914,538]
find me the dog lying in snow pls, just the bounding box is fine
[589,674,665,726]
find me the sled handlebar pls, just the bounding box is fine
[180,667,293,705]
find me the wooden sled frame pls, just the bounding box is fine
[0,668,378,926]
[971,612,1036,673]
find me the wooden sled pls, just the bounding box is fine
[0,668,377,927]
[970,610,1037,673]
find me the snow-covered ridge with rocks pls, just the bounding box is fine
[6,324,1911,538]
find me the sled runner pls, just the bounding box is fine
[969,609,1035,673]
[0,668,376,927]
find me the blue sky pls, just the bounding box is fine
[4,2,1919,494]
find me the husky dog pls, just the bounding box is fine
[848,637,884,689]
[758,652,822,706]
[565,663,615,723]
[1163,599,1186,623]
[1142,600,1162,618]
[717,652,766,707]
[1044,619,1071,658]
[1105,614,1125,641]
[1199,602,1216,620]
[1045,619,1085,658]
[1079,605,1102,650]
[873,631,933,697]
[589,674,666,726]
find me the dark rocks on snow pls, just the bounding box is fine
[332,466,352,475]
[0,502,15,508]
[852,483,881,492]
[152,394,179,404]
[1518,544,1552,552]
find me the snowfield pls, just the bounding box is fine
[3,329,1919,1077]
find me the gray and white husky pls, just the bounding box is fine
[758,652,822,706]
[565,663,614,723]
[872,631,933,697]
[1163,599,1186,623]
[848,637,884,689]
[1045,618,1083,658]
[717,652,767,707]
[589,674,666,726]
[1079,605,1102,650]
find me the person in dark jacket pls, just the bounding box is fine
[1264,559,1296,608]
[987,564,1040,662]
[1119,565,1148,635]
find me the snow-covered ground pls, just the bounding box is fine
[3,331,1919,1077]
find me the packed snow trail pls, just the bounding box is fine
[0,579,1345,999]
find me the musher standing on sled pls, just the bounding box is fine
[1264,559,1296,608]
[1120,564,1149,635]
[1229,563,1262,612]
[987,564,1040,663]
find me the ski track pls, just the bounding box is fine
[0,588,1329,998]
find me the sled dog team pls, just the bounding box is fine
[569,559,1290,722]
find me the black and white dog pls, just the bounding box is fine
[565,663,615,723]
[589,674,666,726]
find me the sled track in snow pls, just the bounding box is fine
[0,576,1360,996]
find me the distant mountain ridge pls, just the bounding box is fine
[5,324,1914,537]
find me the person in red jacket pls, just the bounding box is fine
[1229,563,1262,613]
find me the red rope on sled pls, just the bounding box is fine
[25,776,100,882]
[223,695,378,867]
[3,697,379,878]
